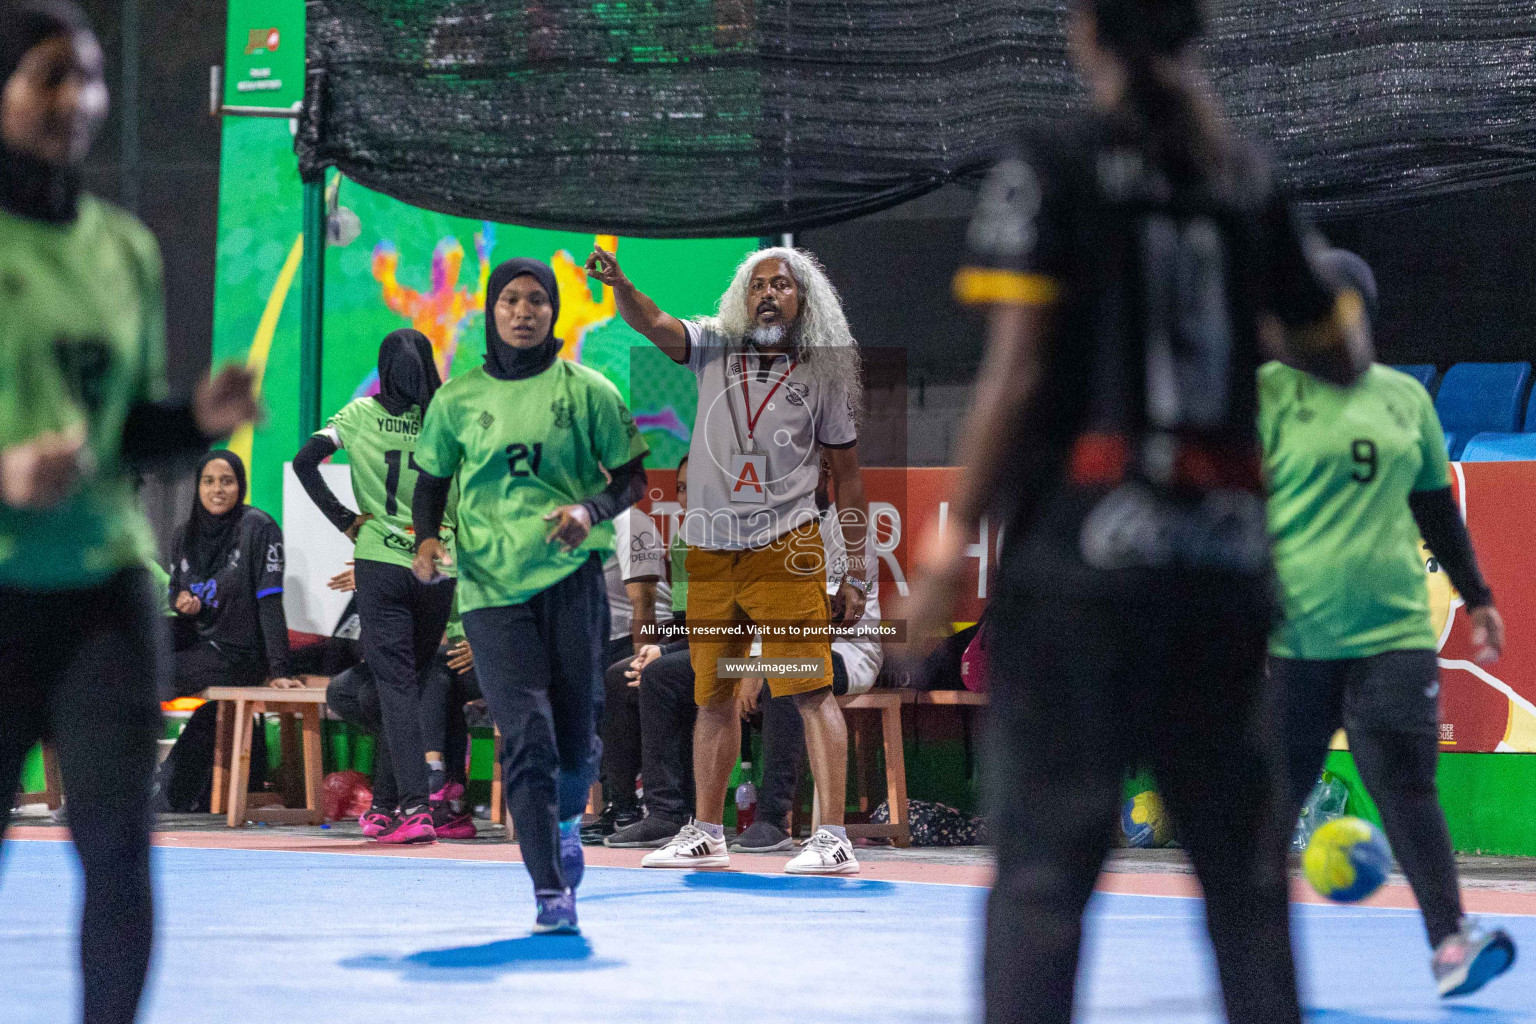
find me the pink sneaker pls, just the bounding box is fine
[359,809,394,838]
[432,803,477,840]
[376,810,437,845]
[430,780,466,805]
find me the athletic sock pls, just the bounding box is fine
[559,814,583,836]
[822,824,848,842]
[696,821,725,841]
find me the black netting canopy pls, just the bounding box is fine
[297,1,1536,236]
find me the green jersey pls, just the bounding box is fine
[415,361,648,613]
[0,199,165,590]
[669,530,688,615]
[1259,362,1450,660]
[146,557,173,616]
[317,397,456,571]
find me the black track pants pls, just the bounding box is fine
[984,578,1299,1024]
[0,569,165,1024]
[353,560,456,811]
[1275,650,1464,946]
[462,556,608,894]
[600,639,639,808]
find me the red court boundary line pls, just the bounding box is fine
[11,826,1536,916]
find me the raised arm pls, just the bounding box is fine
[584,245,689,363]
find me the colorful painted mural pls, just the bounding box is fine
[211,114,753,516]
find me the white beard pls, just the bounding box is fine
[749,324,787,347]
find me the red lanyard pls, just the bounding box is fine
[738,356,797,441]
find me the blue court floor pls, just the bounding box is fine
[1,839,1532,1023]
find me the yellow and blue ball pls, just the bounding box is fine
[1121,790,1171,848]
[1303,816,1391,903]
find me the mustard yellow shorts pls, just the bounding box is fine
[684,521,834,706]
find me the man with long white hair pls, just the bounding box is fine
[586,244,871,874]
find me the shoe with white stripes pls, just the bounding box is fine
[784,827,860,875]
[640,820,730,869]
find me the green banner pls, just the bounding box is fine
[223,0,305,109]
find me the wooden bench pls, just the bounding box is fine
[12,742,62,811]
[202,686,327,828]
[914,689,988,708]
[809,689,914,848]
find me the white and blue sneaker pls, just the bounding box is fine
[534,889,579,934]
[1433,918,1516,997]
[784,827,859,875]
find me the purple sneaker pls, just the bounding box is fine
[534,890,579,934]
[359,809,394,838]
[376,809,437,845]
[559,819,585,890]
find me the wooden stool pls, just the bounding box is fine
[13,742,62,810]
[490,724,504,826]
[811,689,913,848]
[203,686,327,828]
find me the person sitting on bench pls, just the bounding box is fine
[152,451,296,812]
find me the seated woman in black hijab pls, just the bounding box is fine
[153,450,297,811]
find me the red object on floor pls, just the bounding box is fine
[322,770,372,821]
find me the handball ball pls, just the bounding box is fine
[1304,816,1391,903]
[1121,791,1170,848]
[322,770,373,822]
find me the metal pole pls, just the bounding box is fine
[299,174,326,437]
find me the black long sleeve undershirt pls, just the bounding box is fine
[292,434,358,535]
[1409,486,1493,610]
[412,470,452,551]
[582,455,648,525]
[119,401,210,471]
[412,456,646,551]
[257,593,292,678]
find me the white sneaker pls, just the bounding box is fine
[784,828,860,875]
[640,820,730,869]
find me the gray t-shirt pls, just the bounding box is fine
[681,321,858,550]
[603,507,672,642]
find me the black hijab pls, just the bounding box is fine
[375,328,441,416]
[483,258,561,381]
[0,1,93,224]
[184,450,249,578]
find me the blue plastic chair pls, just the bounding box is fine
[1390,364,1439,396]
[1433,363,1533,459]
[1459,432,1536,462]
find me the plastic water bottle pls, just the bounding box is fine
[735,762,758,833]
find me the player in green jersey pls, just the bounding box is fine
[410,257,648,934]
[294,329,459,844]
[0,5,257,1023]
[1262,249,1514,998]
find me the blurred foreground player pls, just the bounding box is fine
[1262,249,1515,997]
[0,4,257,1021]
[908,1,1372,1021]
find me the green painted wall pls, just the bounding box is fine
[1327,750,1536,856]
